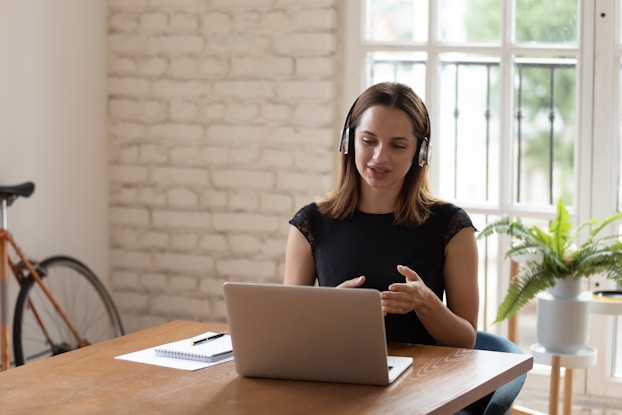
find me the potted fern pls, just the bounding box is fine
[478,200,622,353]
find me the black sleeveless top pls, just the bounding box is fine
[289,202,475,345]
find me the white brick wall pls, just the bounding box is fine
[107,0,340,332]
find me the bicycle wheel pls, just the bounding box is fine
[12,255,124,365]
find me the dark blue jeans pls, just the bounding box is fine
[455,331,527,415]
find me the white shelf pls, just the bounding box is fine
[590,292,622,315]
[530,344,598,368]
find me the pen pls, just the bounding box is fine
[191,332,226,346]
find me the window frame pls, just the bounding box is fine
[342,0,622,399]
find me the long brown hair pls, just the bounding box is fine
[318,82,440,226]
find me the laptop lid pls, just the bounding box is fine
[223,282,412,385]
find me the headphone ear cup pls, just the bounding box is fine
[417,137,431,167]
[338,128,349,153]
[339,127,355,154]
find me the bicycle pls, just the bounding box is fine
[0,182,124,369]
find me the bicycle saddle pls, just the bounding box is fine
[0,182,35,204]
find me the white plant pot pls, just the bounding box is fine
[536,276,591,354]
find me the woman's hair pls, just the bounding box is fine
[318,82,440,226]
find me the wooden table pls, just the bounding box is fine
[0,320,533,415]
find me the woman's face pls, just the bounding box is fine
[354,105,418,195]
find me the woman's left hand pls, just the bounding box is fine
[380,265,432,315]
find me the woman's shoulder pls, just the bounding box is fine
[429,202,475,245]
[291,202,319,219]
[289,202,321,228]
[430,201,467,217]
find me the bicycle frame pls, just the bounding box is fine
[0,201,87,370]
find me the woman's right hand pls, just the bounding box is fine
[337,275,366,288]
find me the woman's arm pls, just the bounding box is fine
[283,225,316,286]
[380,227,479,348]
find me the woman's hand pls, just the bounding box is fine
[336,275,366,288]
[380,265,433,315]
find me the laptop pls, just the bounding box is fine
[223,282,413,385]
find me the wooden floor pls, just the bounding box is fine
[514,390,622,414]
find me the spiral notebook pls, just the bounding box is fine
[153,332,233,363]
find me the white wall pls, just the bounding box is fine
[106,1,340,332]
[0,1,108,283]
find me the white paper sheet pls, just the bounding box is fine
[115,345,234,371]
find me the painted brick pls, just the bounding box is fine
[211,212,280,233]
[201,13,233,34]
[169,275,198,292]
[170,101,199,121]
[296,56,334,76]
[212,80,275,99]
[107,34,149,54]
[138,187,168,206]
[149,35,205,53]
[211,169,273,189]
[110,207,151,226]
[147,123,204,141]
[115,291,150,312]
[260,149,294,168]
[198,234,229,253]
[170,232,198,250]
[135,57,168,76]
[109,0,148,9]
[170,57,199,77]
[111,226,139,246]
[151,294,209,317]
[229,192,259,211]
[293,102,333,124]
[154,252,214,273]
[139,144,168,163]
[108,76,150,96]
[152,210,211,229]
[152,79,209,98]
[111,122,147,139]
[111,270,140,290]
[144,100,168,122]
[215,258,277,279]
[142,231,169,248]
[168,188,199,208]
[113,151,143,171]
[170,13,200,31]
[260,193,294,213]
[201,190,228,208]
[140,273,168,291]
[107,0,339,330]
[151,166,208,185]
[277,80,334,100]
[139,12,168,31]
[110,249,152,269]
[273,33,335,54]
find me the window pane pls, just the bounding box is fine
[367,51,427,93]
[438,54,500,204]
[615,317,622,377]
[438,0,501,43]
[477,213,500,327]
[366,0,428,42]
[513,56,576,206]
[619,59,622,211]
[515,0,578,44]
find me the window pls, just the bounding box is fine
[344,0,622,399]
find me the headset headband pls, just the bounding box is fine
[338,94,431,167]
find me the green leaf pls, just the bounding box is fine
[549,199,571,255]
[495,264,555,322]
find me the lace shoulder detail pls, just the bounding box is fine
[444,207,476,247]
[289,205,315,250]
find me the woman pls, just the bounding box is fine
[284,82,478,348]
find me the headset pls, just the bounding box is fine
[338,96,431,168]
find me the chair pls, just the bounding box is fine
[455,330,527,415]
